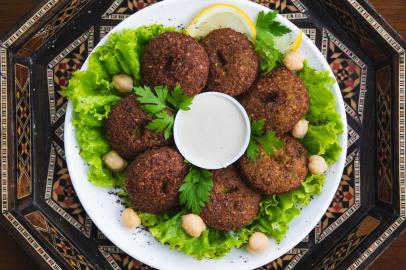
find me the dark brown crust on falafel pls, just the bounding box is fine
[241,67,309,134]
[239,136,308,195]
[126,147,187,214]
[201,28,259,96]
[105,95,168,160]
[200,167,261,231]
[141,32,209,96]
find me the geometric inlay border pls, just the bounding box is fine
[4,212,63,269]
[2,0,59,48]
[324,29,368,124]
[44,26,95,238]
[100,26,115,40]
[343,1,406,266]
[47,26,94,125]
[15,63,32,199]
[45,143,92,237]
[349,217,406,269]
[98,246,123,270]
[1,46,9,213]
[102,0,157,20]
[347,125,360,148]
[315,216,380,270]
[315,149,361,242]
[253,0,309,20]
[258,248,309,270]
[302,28,317,44]
[102,0,131,20]
[25,210,94,269]
[0,0,404,269]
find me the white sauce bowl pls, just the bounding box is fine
[174,92,251,169]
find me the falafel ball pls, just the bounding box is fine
[126,147,187,214]
[201,28,258,96]
[141,32,209,96]
[105,95,168,160]
[241,67,309,134]
[200,167,261,231]
[239,136,308,195]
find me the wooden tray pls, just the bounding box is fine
[0,0,405,269]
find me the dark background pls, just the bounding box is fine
[0,0,405,269]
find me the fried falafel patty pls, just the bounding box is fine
[239,136,308,195]
[141,32,209,96]
[200,167,261,231]
[105,95,168,160]
[241,67,309,134]
[201,28,258,96]
[126,147,187,214]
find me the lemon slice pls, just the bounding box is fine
[186,4,256,40]
[291,31,303,52]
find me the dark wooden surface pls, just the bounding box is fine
[0,1,405,270]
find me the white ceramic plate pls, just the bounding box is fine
[64,0,348,269]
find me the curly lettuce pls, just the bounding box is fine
[250,174,325,242]
[64,25,175,187]
[299,61,344,164]
[140,211,250,259]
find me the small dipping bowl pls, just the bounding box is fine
[174,92,251,169]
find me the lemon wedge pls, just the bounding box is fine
[291,31,303,52]
[186,4,256,40]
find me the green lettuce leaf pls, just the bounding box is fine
[65,69,121,187]
[299,61,344,164]
[141,211,250,260]
[251,174,325,242]
[64,71,120,187]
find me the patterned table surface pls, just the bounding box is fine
[0,0,405,270]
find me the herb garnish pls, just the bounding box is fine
[167,85,193,111]
[247,119,284,161]
[255,10,291,73]
[146,111,175,140]
[256,11,291,36]
[179,165,213,214]
[134,85,193,139]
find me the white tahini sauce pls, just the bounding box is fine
[174,92,250,169]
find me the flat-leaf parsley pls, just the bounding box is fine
[134,85,193,139]
[167,85,193,111]
[247,119,284,161]
[146,111,174,140]
[256,11,291,37]
[135,85,168,114]
[179,166,213,214]
[255,10,291,73]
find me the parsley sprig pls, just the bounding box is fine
[146,111,174,140]
[256,11,291,37]
[255,10,291,73]
[134,85,193,139]
[136,85,168,114]
[247,119,284,161]
[167,86,193,110]
[179,166,213,214]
